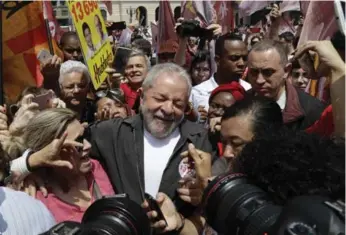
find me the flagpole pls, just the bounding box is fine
[0,1,4,105]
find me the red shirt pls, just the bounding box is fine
[306,105,334,137]
[36,159,115,223]
[120,83,140,109]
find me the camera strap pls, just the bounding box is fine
[324,200,345,220]
[93,181,103,200]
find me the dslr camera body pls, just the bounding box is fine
[203,173,345,235]
[176,20,213,39]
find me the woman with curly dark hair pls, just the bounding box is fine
[234,128,345,201]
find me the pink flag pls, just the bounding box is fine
[238,1,269,18]
[181,1,196,20]
[214,1,234,33]
[102,1,113,15]
[298,1,338,46]
[192,0,215,26]
[299,1,311,17]
[280,1,300,12]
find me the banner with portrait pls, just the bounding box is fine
[67,0,113,90]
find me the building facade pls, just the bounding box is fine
[53,0,181,28]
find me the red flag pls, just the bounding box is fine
[102,1,113,15]
[2,1,62,102]
[43,1,63,43]
[158,0,178,53]
[298,1,338,46]
[214,1,234,33]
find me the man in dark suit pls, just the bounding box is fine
[90,63,215,233]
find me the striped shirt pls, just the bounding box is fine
[0,187,56,235]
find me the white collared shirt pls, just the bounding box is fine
[190,76,252,111]
[277,89,287,110]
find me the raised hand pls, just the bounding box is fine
[142,193,184,233]
[28,132,83,170]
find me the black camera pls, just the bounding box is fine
[202,173,345,235]
[41,194,151,235]
[176,20,213,39]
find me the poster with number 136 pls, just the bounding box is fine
[67,0,113,90]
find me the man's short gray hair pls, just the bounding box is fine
[142,63,192,97]
[249,39,289,66]
[126,49,151,69]
[59,60,91,84]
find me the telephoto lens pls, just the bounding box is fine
[202,173,281,235]
[80,194,151,235]
[41,194,151,235]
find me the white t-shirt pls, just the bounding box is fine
[144,128,181,197]
[190,76,252,111]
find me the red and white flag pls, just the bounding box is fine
[43,1,64,43]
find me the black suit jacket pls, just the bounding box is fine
[89,114,216,218]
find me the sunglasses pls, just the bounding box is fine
[95,89,125,104]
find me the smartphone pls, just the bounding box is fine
[32,92,53,110]
[145,193,167,226]
[37,49,53,64]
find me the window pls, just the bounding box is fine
[137,6,147,27]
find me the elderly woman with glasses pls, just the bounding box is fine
[94,88,132,121]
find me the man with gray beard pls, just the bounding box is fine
[89,63,216,231]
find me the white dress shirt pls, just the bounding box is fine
[0,187,56,235]
[277,89,287,110]
[190,76,252,111]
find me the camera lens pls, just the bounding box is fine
[202,173,281,235]
[81,195,151,235]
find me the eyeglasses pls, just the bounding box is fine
[95,89,125,104]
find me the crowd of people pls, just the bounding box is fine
[0,4,344,235]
